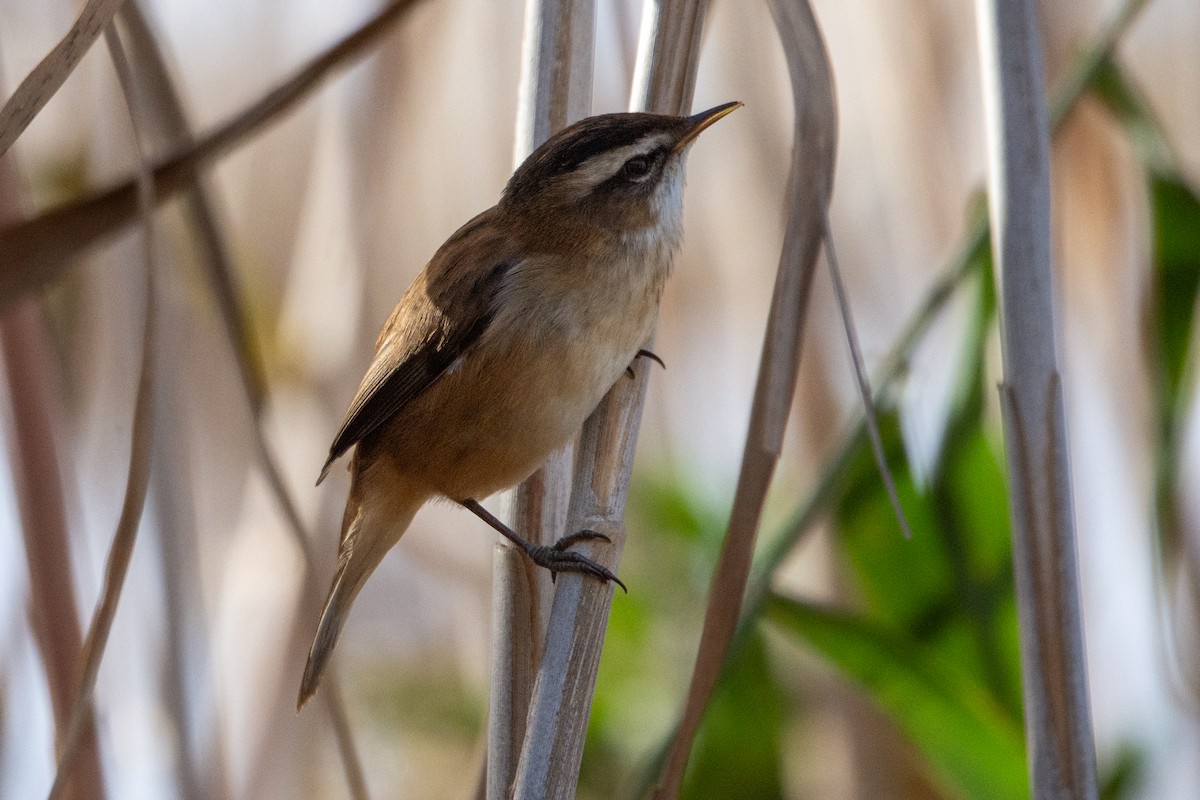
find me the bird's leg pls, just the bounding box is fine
[459,499,626,592]
[626,348,666,378]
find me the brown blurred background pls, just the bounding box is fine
[1,0,1198,797]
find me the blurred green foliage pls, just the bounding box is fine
[577,51,1200,800]
[766,596,1026,800]
[679,632,787,800]
[770,264,1037,797]
[347,48,1200,800]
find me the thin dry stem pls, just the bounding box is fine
[117,8,230,797]
[322,682,371,800]
[488,546,536,800]
[822,218,912,540]
[0,303,108,800]
[0,0,126,157]
[240,597,366,800]
[116,2,267,407]
[510,2,709,797]
[495,2,595,797]
[633,4,1152,792]
[652,1,836,796]
[0,110,106,800]
[49,23,157,800]
[0,0,424,307]
[149,368,214,800]
[111,6,369,793]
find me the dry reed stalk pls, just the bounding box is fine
[0,296,107,800]
[488,545,539,799]
[110,6,370,794]
[148,371,213,800]
[975,0,1098,796]
[41,18,374,799]
[651,1,836,796]
[490,2,596,797]
[823,219,913,541]
[0,5,425,790]
[47,23,158,800]
[0,0,126,157]
[630,3,1150,794]
[0,96,106,800]
[116,3,268,408]
[114,10,230,798]
[506,2,709,798]
[0,0,425,307]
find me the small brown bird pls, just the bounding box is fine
[298,101,740,709]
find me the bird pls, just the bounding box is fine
[298,101,741,709]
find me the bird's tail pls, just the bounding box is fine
[297,475,421,710]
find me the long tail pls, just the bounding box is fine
[297,471,421,710]
[297,562,356,709]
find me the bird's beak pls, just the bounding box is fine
[673,101,743,152]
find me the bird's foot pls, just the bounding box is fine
[525,530,627,592]
[459,499,626,592]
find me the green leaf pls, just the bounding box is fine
[933,424,1023,717]
[1150,173,1200,413]
[1100,744,1147,800]
[937,427,1010,583]
[834,257,1023,716]
[767,594,1029,800]
[836,411,959,633]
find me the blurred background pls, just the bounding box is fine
[1,0,1198,797]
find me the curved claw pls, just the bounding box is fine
[636,348,666,369]
[627,348,666,378]
[459,499,627,592]
[527,538,627,593]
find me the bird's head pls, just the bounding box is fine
[501,102,741,249]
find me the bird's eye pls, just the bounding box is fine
[622,155,651,179]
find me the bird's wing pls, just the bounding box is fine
[318,214,516,484]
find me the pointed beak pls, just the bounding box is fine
[672,101,743,152]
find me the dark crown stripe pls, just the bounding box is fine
[504,112,680,202]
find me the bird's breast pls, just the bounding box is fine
[385,244,671,500]
[490,243,671,427]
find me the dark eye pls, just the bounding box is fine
[622,155,651,179]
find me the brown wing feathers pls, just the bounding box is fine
[317,250,516,484]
